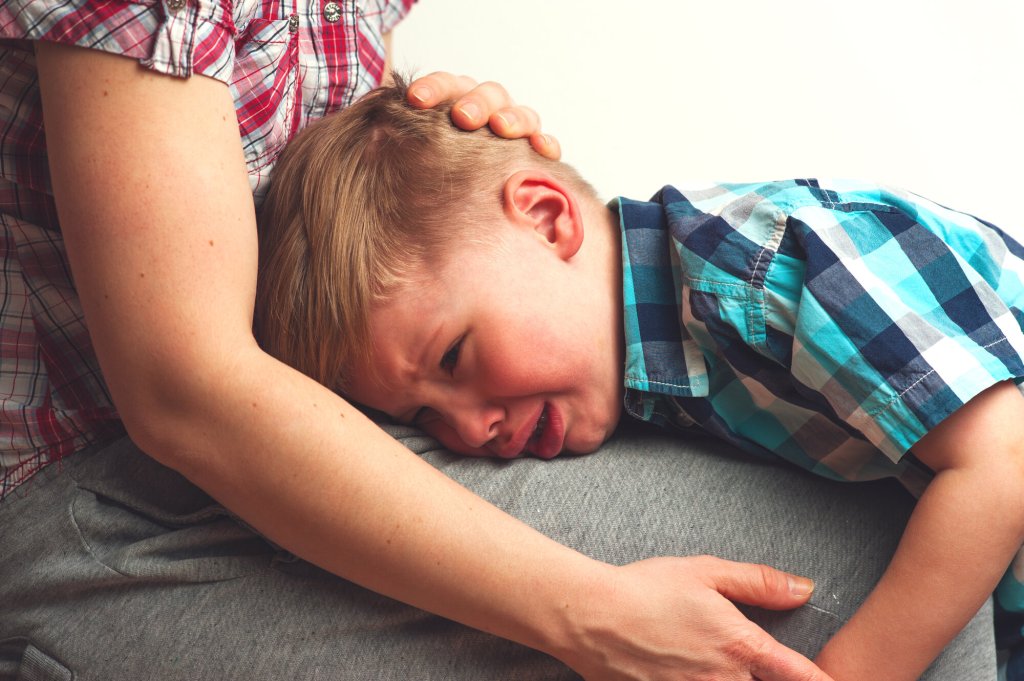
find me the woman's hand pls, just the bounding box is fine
[408,71,561,160]
[559,556,833,681]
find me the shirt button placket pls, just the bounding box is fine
[165,0,186,11]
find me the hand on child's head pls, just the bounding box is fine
[407,71,561,160]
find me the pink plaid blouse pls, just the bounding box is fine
[0,0,413,498]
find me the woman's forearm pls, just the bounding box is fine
[151,342,606,657]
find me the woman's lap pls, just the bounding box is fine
[0,425,995,680]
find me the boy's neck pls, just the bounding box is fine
[579,195,626,388]
[580,195,625,295]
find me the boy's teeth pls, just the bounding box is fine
[533,407,548,438]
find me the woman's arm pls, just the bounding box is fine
[36,42,826,680]
[816,381,1024,680]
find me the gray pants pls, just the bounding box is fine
[0,424,995,680]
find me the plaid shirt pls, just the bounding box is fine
[0,0,413,498]
[617,179,1024,495]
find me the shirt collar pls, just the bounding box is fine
[615,192,710,405]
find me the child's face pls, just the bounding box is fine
[346,220,624,459]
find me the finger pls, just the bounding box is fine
[529,132,561,160]
[491,107,562,160]
[449,80,515,130]
[407,71,479,109]
[750,639,835,681]
[700,556,815,610]
[489,104,540,138]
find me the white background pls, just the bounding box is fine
[392,1,1023,234]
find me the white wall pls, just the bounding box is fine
[392,1,1022,234]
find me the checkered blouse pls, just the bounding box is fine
[0,0,413,498]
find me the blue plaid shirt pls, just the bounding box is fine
[617,179,1024,495]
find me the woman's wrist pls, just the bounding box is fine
[528,560,625,671]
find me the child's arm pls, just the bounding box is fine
[815,380,1024,680]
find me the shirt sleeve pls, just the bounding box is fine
[0,0,238,81]
[773,181,1024,463]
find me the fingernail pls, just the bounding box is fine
[457,102,481,123]
[788,576,814,597]
[496,111,518,130]
[410,86,431,103]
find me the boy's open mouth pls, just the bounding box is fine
[526,402,563,459]
[531,406,549,440]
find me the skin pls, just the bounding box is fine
[405,70,561,161]
[34,39,829,681]
[350,166,1024,681]
[347,171,625,460]
[815,380,1024,680]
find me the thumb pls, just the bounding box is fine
[702,557,815,610]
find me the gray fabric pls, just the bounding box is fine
[0,425,995,680]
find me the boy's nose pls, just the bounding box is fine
[449,404,502,450]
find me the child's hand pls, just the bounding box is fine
[407,71,561,160]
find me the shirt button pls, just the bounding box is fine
[288,13,299,32]
[165,0,186,11]
[322,1,341,22]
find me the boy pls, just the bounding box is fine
[256,76,1024,680]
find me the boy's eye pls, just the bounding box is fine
[440,337,463,376]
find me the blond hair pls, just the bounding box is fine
[255,74,593,392]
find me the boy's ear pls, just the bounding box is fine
[502,170,584,261]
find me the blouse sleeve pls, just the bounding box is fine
[0,0,239,81]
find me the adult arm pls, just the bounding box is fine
[36,42,825,680]
[816,381,1024,680]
